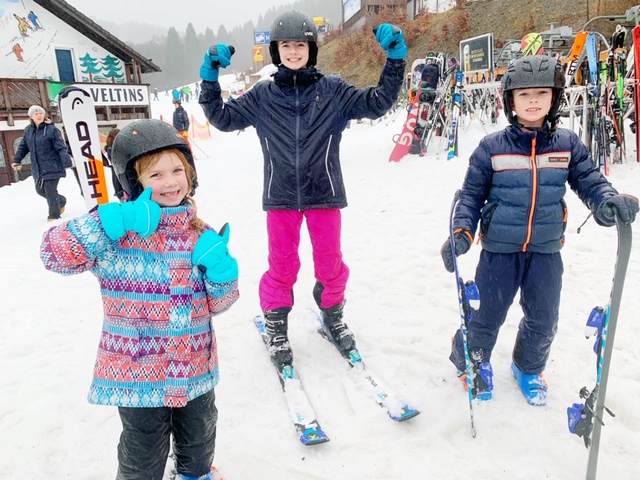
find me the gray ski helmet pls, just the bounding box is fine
[110,119,197,200]
[269,10,318,67]
[501,55,565,130]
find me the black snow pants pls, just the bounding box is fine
[115,389,218,480]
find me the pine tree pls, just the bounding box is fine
[184,23,202,85]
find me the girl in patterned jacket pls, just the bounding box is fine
[440,55,638,407]
[40,119,239,480]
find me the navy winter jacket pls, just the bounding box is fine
[199,60,405,210]
[13,119,71,182]
[455,125,617,254]
[173,106,190,132]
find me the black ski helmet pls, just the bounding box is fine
[110,119,197,200]
[501,55,565,130]
[269,10,318,67]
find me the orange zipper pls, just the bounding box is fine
[523,136,538,252]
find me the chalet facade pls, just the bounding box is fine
[0,0,160,187]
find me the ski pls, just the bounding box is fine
[447,71,464,160]
[58,86,110,211]
[565,30,589,87]
[309,309,420,422]
[567,216,632,479]
[634,26,640,163]
[449,189,479,438]
[419,67,456,156]
[521,32,544,56]
[254,316,330,446]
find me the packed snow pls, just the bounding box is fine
[1,83,639,480]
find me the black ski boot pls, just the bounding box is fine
[320,301,356,355]
[264,307,293,368]
[313,282,356,355]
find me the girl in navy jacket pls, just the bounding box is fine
[199,11,407,367]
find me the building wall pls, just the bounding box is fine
[342,0,411,32]
[0,0,126,84]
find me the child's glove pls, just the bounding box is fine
[192,223,239,283]
[200,44,235,82]
[440,230,473,273]
[375,23,407,60]
[98,187,161,240]
[594,194,639,227]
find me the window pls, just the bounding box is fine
[55,49,76,82]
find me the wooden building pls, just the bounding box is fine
[0,0,160,187]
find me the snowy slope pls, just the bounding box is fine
[0,94,639,480]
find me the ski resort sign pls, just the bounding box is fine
[459,33,494,74]
[72,83,150,106]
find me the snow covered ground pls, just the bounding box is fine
[1,88,639,480]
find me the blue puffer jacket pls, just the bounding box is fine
[13,119,72,182]
[199,60,405,211]
[455,125,617,254]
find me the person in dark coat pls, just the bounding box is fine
[172,99,190,136]
[12,105,71,221]
[198,11,407,368]
[441,55,638,406]
[104,128,126,201]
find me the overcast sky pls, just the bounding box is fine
[64,0,298,32]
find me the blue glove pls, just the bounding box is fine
[594,194,639,227]
[200,44,235,82]
[440,230,473,273]
[98,187,161,240]
[192,224,239,283]
[375,23,407,60]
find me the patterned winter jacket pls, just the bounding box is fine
[40,205,239,408]
[454,125,618,254]
[199,59,405,211]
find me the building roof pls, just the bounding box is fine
[33,0,161,73]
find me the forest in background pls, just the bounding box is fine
[99,0,342,90]
[98,0,638,90]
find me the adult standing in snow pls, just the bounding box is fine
[12,105,71,221]
[199,11,407,368]
[441,55,639,406]
[40,119,238,480]
[172,98,190,137]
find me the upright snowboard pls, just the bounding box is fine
[58,86,110,211]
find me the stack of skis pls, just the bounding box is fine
[389,52,462,162]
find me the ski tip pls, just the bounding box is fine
[390,407,421,422]
[300,427,330,445]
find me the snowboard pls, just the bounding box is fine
[521,32,544,56]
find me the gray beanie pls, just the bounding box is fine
[28,105,45,117]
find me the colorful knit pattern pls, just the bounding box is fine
[41,205,239,408]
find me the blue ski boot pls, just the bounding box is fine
[457,359,493,401]
[512,362,548,406]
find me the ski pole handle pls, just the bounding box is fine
[372,25,400,49]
